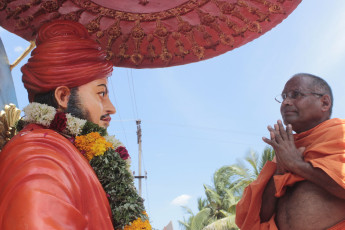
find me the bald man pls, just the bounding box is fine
[236,74,345,230]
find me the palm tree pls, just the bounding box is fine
[179,146,275,230]
[201,146,275,230]
[178,206,212,230]
[179,197,210,230]
[202,216,237,230]
[179,206,194,230]
[230,146,275,195]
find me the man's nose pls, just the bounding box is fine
[282,96,293,105]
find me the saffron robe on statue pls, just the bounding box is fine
[235,118,345,230]
[0,124,114,230]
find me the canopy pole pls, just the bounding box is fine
[10,40,35,71]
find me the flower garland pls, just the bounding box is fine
[17,103,151,230]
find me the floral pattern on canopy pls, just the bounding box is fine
[0,0,301,68]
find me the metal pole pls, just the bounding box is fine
[136,120,142,197]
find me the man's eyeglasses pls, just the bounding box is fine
[275,90,324,103]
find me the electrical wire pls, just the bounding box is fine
[142,148,151,214]
[127,69,139,119]
[111,119,265,142]
[125,70,150,213]
[142,120,263,137]
[130,69,139,118]
[109,77,129,146]
[159,132,258,146]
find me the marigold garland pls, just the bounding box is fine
[17,103,152,229]
[123,213,152,230]
[74,132,113,160]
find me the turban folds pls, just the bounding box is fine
[21,20,113,102]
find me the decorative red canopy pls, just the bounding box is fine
[0,0,301,68]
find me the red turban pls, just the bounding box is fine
[21,20,113,102]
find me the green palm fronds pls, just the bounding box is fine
[179,147,275,230]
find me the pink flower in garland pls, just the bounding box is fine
[49,112,67,132]
[116,146,130,160]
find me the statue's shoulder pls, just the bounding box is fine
[12,124,67,143]
[2,123,78,161]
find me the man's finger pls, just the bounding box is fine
[270,130,275,140]
[267,126,276,138]
[273,124,283,143]
[268,125,281,143]
[286,124,293,141]
[278,120,288,140]
[274,123,279,132]
[262,137,276,148]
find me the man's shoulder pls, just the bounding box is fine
[307,118,345,143]
[295,118,345,145]
[319,118,345,131]
[326,118,345,125]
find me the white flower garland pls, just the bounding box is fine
[22,102,128,161]
[65,113,86,136]
[23,102,56,127]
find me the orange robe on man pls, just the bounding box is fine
[236,118,345,230]
[0,124,114,230]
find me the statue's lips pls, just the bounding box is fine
[101,117,111,122]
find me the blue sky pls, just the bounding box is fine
[1,1,345,229]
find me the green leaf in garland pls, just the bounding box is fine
[90,149,148,229]
[81,121,107,136]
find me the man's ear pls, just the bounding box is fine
[320,94,331,113]
[54,86,71,110]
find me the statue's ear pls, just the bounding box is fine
[54,86,71,110]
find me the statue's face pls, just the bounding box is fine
[74,78,116,128]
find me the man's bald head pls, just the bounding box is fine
[280,74,333,133]
[292,73,333,116]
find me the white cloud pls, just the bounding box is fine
[171,194,191,206]
[0,27,4,34]
[14,46,24,53]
